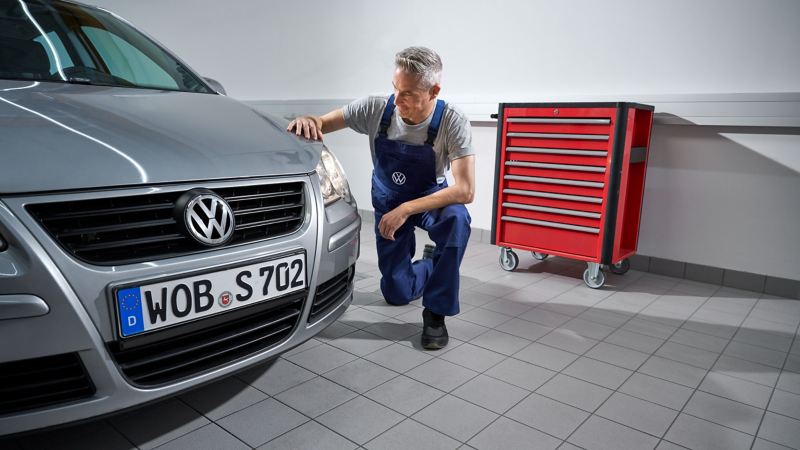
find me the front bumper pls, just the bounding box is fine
[0,175,360,436]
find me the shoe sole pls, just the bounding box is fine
[421,336,449,350]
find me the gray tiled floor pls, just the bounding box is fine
[7,227,800,449]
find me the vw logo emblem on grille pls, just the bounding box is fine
[181,192,235,246]
[391,171,406,185]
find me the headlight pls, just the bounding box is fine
[316,146,353,207]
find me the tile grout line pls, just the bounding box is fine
[748,316,800,450]
[654,284,762,450]
[558,281,712,448]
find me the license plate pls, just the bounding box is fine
[115,253,306,338]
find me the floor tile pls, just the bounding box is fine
[237,358,316,395]
[584,342,650,370]
[438,342,507,373]
[257,421,357,450]
[536,374,612,412]
[323,358,398,393]
[364,375,445,416]
[484,358,556,391]
[751,438,795,450]
[568,415,659,450]
[216,398,308,448]
[595,392,679,437]
[513,342,579,371]
[655,341,720,370]
[110,398,209,450]
[274,376,357,418]
[758,412,800,449]
[604,329,665,354]
[712,355,780,388]
[538,329,599,355]
[284,343,358,375]
[519,308,573,328]
[723,341,787,369]
[155,424,249,450]
[665,413,753,450]
[180,375,268,420]
[467,417,561,450]
[363,342,432,373]
[562,357,633,390]
[768,389,800,420]
[733,328,794,353]
[619,373,694,410]
[327,329,394,357]
[363,319,422,341]
[451,374,529,414]
[699,371,773,409]
[458,307,513,328]
[316,397,404,446]
[561,317,616,341]
[405,358,479,392]
[777,370,800,395]
[505,393,589,439]
[669,328,730,353]
[364,419,460,450]
[14,420,134,450]
[638,356,708,389]
[495,318,553,341]
[469,328,531,356]
[412,395,498,442]
[446,317,491,341]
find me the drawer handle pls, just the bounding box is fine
[503,188,603,204]
[506,146,608,157]
[507,117,611,125]
[502,202,601,219]
[507,132,609,141]
[501,216,600,234]
[504,175,604,188]
[506,161,606,173]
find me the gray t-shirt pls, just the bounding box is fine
[342,95,474,181]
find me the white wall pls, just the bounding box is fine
[92,0,800,280]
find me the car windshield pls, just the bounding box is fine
[0,0,212,93]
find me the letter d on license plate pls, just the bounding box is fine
[115,253,306,337]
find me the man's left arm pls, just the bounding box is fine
[378,155,475,240]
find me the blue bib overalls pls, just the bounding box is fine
[371,95,471,316]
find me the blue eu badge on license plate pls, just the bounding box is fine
[117,287,145,336]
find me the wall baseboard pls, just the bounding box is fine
[358,209,800,300]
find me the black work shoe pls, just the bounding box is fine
[421,308,449,350]
[422,244,435,260]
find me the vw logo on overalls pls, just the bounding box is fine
[391,171,406,185]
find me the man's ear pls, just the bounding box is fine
[429,84,441,99]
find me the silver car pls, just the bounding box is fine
[0,0,360,435]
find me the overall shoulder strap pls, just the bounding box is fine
[378,95,396,136]
[425,99,446,146]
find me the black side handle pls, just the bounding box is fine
[490,113,498,119]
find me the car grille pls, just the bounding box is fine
[27,182,305,265]
[107,291,305,387]
[309,265,355,323]
[0,353,95,415]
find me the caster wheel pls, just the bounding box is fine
[499,249,519,271]
[583,268,606,289]
[531,252,549,261]
[610,259,630,275]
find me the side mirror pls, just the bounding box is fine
[203,77,226,95]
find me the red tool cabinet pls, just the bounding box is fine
[490,102,655,288]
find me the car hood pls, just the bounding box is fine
[0,80,320,194]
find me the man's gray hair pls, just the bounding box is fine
[395,46,442,89]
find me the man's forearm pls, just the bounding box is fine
[398,184,473,217]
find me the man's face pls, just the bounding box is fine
[392,68,439,124]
